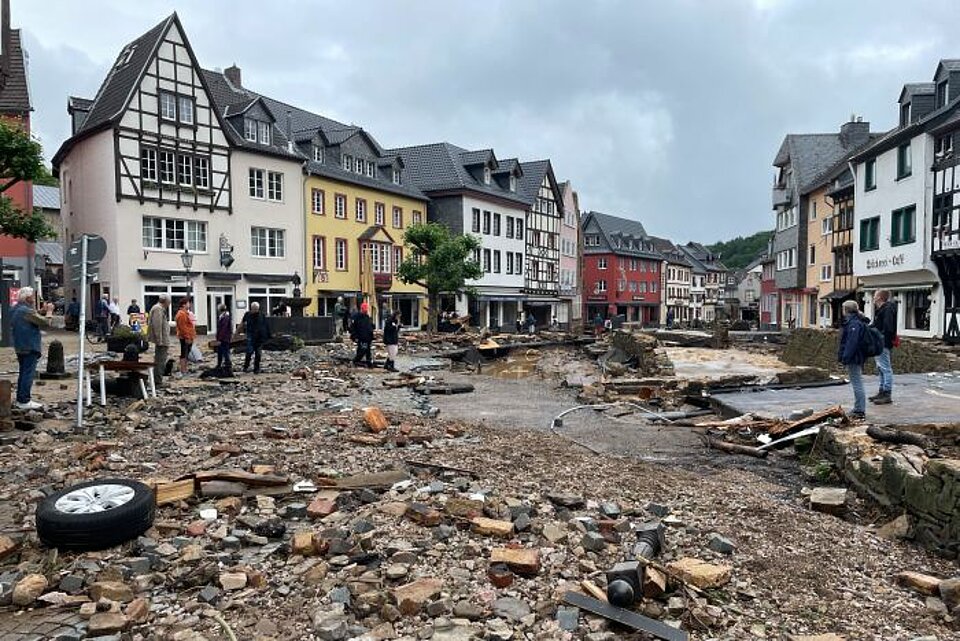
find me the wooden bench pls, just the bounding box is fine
[85,360,157,406]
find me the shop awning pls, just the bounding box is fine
[138,268,187,280]
[821,289,854,300]
[244,273,295,284]
[204,271,242,282]
[476,295,525,302]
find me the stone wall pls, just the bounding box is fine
[609,330,675,376]
[819,425,960,559]
[782,328,959,374]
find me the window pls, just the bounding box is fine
[860,216,880,251]
[597,279,607,293]
[493,213,501,236]
[159,91,177,121]
[493,250,501,273]
[258,121,271,145]
[394,246,402,273]
[904,289,931,331]
[177,154,192,186]
[194,157,209,189]
[140,148,157,182]
[333,194,347,219]
[251,227,286,258]
[412,210,422,224]
[809,245,815,265]
[313,146,323,162]
[159,151,175,184]
[897,143,912,179]
[865,158,876,190]
[809,200,816,220]
[313,236,326,269]
[375,202,385,226]
[361,242,392,273]
[483,166,491,185]
[776,248,796,271]
[392,206,403,228]
[516,219,524,240]
[483,211,491,234]
[777,206,798,230]
[354,157,363,174]
[249,168,264,198]
[244,119,258,142]
[366,161,375,178]
[483,249,491,273]
[937,79,949,108]
[936,134,953,159]
[311,188,325,215]
[342,155,352,171]
[142,217,206,251]
[471,208,481,233]
[506,252,514,274]
[356,198,367,222]
[515,252,523,274]
[392,168,401,185]
[335,238,347,270]
[891,205,916,246]
[900,102,911,127]
[598,257,607,270]
[178,96,194,125]
[509,175,517,192]
[821,216,833,235]
[820,264,832,281]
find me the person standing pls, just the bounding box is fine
[351,302,374,368]
[525,311,536,335]
[383,309,401,372]
[127,299,141,315]
[147,295,171,386]
[838,299,868,420]
[334,296,348,337]
[108,297,122,330]
[870,290,898,405]
[215,303,233,375]
[65,296,80,331]
[241,302,270,374]
[95,294,111,341]
[11,287,52,410]
[175,298,196,376]
[593,312,604,337]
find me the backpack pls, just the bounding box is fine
[859,322,885,358]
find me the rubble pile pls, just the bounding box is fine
[0,350,957,640]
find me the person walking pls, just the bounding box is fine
[351,302,374,368]
[870,290,898,405]
[215,303,233,375]
[525,311,536,335]
[11,287,52,410]
[147,295,171,387]
[838,299,868,420]
[241,302,270,374]
[383,309,401,372]
[65,296,80,331]
[108,297,122,330]
[95,294,110,341]
[334,296,348,337]
[593,312,604,337]
[175,298,196,376]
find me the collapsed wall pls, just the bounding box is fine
[781,328,959,374]
[609,330,675,377]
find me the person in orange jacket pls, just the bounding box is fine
[175,297,196,376]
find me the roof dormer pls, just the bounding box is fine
[933,59,960,108]
[898,83,936,125]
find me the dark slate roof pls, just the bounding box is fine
[35,241,63,265]
[937,59,960,74]
[774,134,857,193]
[201,69,303,161]
[76,15,172,136]
[0,29,31,113]
[681,242,727,272]
[33,185,60,209]
[647,235,692,266]
[303,159,426,201]
[805,133,881,192]
[850,95,960,163]
[581,211,662,259]
[493,158,519,175]
[389,142,530,206]
[516,159,551,206]
[899,82,935,102]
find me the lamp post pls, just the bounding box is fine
[292,271,301,298]
[180,247,193,304]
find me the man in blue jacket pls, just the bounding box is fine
[870,290,897,405]
[838,299,867,420]
[11,287,51,410]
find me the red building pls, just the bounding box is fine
[760,255,778,328]
[580,211,663,324]
[0,0,35,286]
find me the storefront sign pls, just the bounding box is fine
[938,236,960,251]
[865,254,906,270]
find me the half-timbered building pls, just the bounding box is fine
[517,160,563,326]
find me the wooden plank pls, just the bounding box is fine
[767,405,845,437]
[153,479,195,506]
[190,469,289,487]
[705,438,768,458]
[562,592,688,641]
[334,470,408,490]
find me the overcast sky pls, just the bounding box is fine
[16,0,960,243]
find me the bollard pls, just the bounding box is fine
[40,340,70,380]
[605,520,666,607]
[0,380,11,430]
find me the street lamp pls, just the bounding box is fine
[181,247,193,303]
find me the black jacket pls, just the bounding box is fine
[383,318,400,345]
[871,301,898,349]
[242,311,271,344]
[351,313,374,343]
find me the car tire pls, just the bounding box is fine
[36,478,155,551]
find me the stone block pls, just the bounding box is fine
[809,487,847,515]
[393,577,443,615]
[490,547,540,575]
[895,571,942,596]
[470,517,513,537]
[667,557,732,589]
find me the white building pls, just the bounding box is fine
[53,14,305,331]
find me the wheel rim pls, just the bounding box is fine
[53,484,136,514]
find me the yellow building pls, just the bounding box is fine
[804,183,835,327]
[258,97,429,326]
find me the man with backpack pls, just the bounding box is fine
[870,290,898,405]
[838,299,869,420]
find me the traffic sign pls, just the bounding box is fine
[67,234,106,269]
[69,267,99,283]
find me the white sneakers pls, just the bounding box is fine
[16,401,42,410]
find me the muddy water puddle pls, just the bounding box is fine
[479,347,598,382]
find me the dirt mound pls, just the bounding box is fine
[782,328,958,374]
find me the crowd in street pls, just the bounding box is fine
[837,289,898,420]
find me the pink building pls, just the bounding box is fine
[558,180,581,328]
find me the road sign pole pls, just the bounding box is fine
[75,235,88,432]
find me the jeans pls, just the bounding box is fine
[353,341,372,367]
[875,348,893,394]
[846,364,865,413]
[244,338,262,373]
[217,341,232,371]
[16,352,39,404]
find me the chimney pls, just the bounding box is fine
[224,64,241,89]
[840,118,870,148]
[286,110,294,153]
[1,0,11,85]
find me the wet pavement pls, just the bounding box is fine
[714,371,960,424]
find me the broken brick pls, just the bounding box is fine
[490,547,540,575]
[471,517,514,537]
[363,407,389,433]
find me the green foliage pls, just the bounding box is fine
[0,120,56,240]
[707,230,773,270]
[398,222,483,330]
[34,164,59,187]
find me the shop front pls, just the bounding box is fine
[860,269,942,340]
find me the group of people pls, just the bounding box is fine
[838,289,898,420]
[335,296,402,371]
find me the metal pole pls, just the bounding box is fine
[76,235,88,432]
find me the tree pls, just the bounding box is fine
[707,230,774,270]
[0,119,56,241]
[397,222,483,332]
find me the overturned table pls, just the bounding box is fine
[85,360,157,406]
